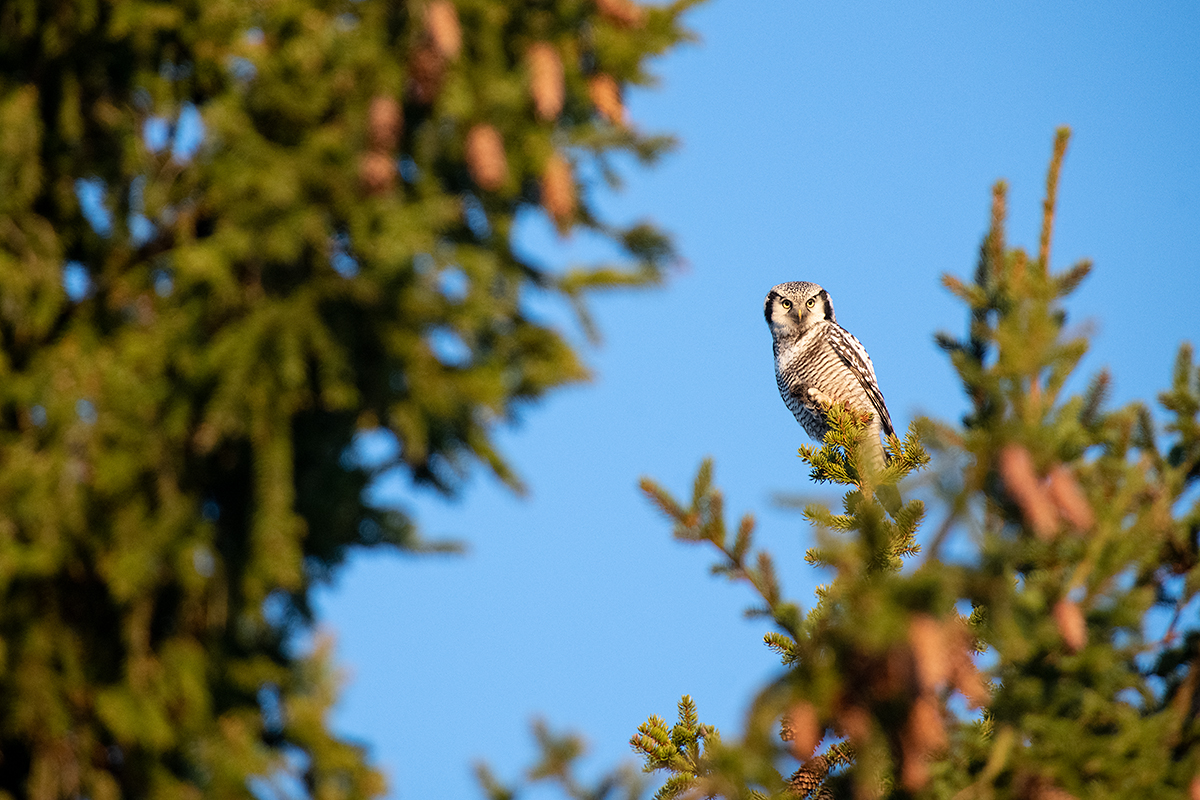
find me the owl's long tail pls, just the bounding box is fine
[876,483,902,516]
[865,421,902,515]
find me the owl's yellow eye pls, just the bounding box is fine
[780,298,792,310]
[806,298,816,309]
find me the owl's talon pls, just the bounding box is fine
[807,387,834,409]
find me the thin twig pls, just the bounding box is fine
[1038,127,1071,270]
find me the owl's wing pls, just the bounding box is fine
[827,326,894,437]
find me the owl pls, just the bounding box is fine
[764,280,894,469]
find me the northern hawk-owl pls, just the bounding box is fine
[764,281,894,468]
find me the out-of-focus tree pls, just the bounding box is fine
[619,130,1200,799]
[0,0,699,796]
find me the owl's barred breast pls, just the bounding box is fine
[775,322,881,442]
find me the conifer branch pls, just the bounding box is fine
[630,696,719,800]
[640,463,801,639]
[1039,127,1072,270]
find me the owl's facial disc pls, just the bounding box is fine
[764,292,796,330]
[800,289,834,325]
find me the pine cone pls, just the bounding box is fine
[465,124,507,191]
[999,444,1058,538]
[1046,464,1095,531]
[787,755,831,798]
[1053,598,1087,653]
[588,74,626,126]
[425,1,461,59]
[541,151,575,230]
[527,43,564,121]
[367,95,402,151]
[595,0,644,27]
[359,151,395,195]
[784,702,821,761]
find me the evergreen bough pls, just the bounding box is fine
[0,0,699,796]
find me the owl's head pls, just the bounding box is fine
[764,281,836,336]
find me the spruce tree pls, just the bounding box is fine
[613,130,1199,799]
[0,0,699,796]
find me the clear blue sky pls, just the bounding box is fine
[314,3,1200,797]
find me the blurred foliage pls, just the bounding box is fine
[628,130,1200,799]
[476,719,649,800]
[0,0,699,796]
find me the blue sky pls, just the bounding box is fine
[314,3,1200,797]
